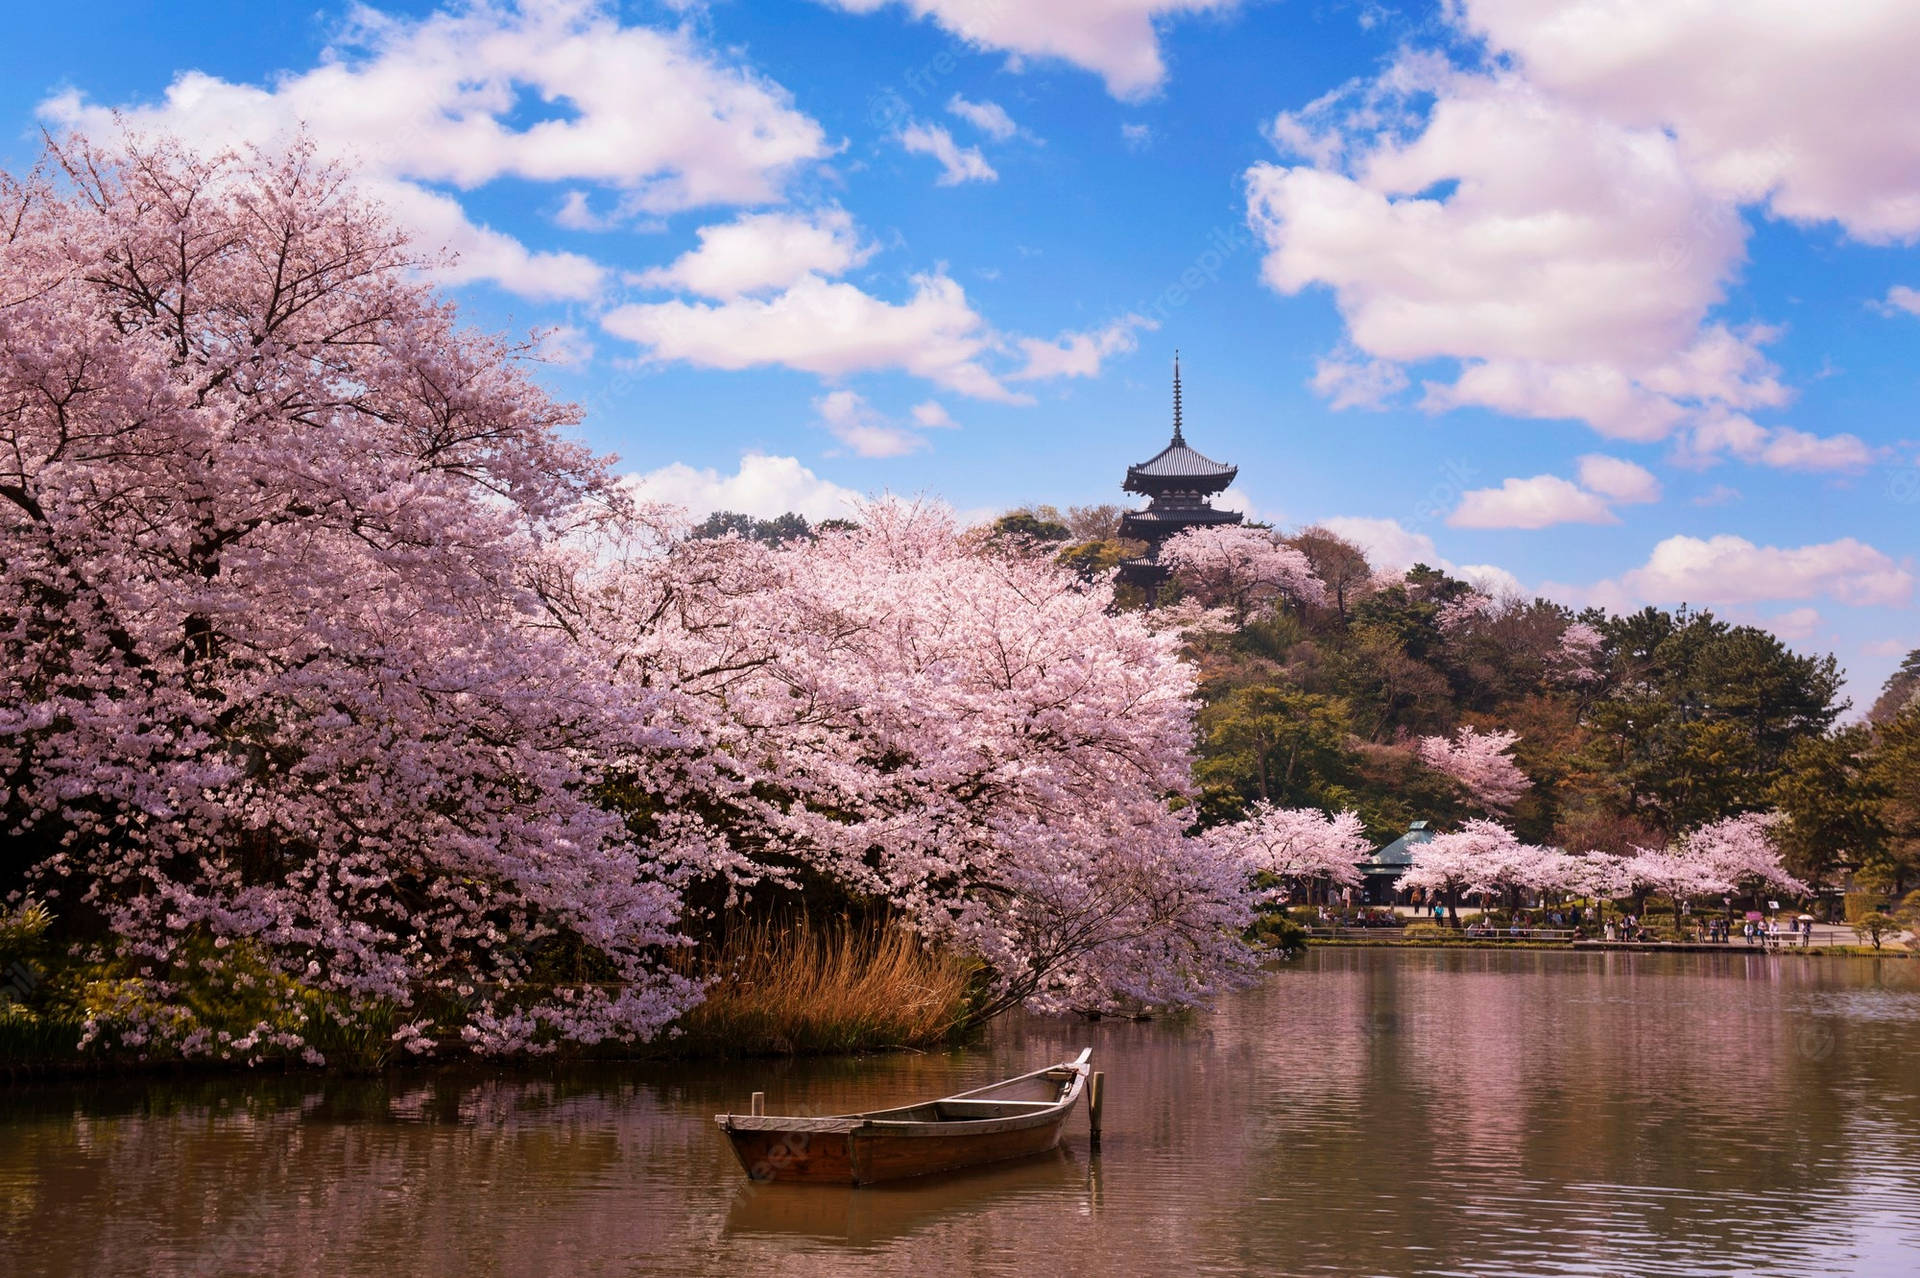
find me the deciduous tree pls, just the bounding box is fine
[0,135,692,1058]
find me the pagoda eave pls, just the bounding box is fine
[1123,469,1237,497]
[1118,507,1243,535]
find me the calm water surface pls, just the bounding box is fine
[5,949,1920,1277]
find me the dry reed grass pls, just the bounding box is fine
[670,916,975,1056]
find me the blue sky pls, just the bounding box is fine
[3,0,1915,707]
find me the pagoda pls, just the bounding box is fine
[1117,354,1241,593]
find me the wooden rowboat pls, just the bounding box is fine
[716,1049,1093,1186]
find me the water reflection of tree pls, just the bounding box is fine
[1220,950,1920,1276]
[2,956,1918,1276]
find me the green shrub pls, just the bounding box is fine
[1250,913,1309,955]
[0,898,87,1066]
[1854,912,1902,950]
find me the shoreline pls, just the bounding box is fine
[1308,937,1914,956]
[12,943,1911,1084]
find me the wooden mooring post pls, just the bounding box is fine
[1088,1071,1105,1146]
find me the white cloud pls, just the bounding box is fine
[1448,456,1667,530]
[1693,484,1741,507]
[898,122,997,185]
[911,401,957,428]
[1310,352,1409,410]
[1666,413,1875,473]
[1864,638,1911,658]
[554,189,614,232]
[947,94,1017,140]
[1764,607,1824,642]
[1248,6,1920,469]
[533,324,596,368]
[42,1,829,300]
[1252,62,1741,368]
[621,452,863,522]
[1215,486,1257,519]
[1756,428,1876,473]
[1121,122,1153,149]
[1576,454,1661,504]
[814,390,929,458]
[822,0,1241,99]
[1011,314,1154,380]
[1316,517,1443,573]
[1455,0,1920,243]
[1458,564,1526,597]
[602,271,1021,401]
[1317,515,1523,594]
[1880,285,1920,317]
[1249,65,1769,443]
[1449,475,1618,529]
[632,208,872,298]
[1611,534,1914,607]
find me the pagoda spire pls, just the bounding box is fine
[1172,350,1184,443]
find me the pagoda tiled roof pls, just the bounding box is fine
[1127,435,1237,481]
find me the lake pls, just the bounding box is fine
[4,948,1918,1277]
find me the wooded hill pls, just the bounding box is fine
[978,504,1920,898]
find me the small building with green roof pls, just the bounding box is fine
[1359,820,1433,906]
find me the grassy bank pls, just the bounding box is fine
[2,906,978,1079]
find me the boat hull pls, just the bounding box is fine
[723,1111,1072,1185]
[717,1050,1092,1187]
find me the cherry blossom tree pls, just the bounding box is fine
[1614,846,1727,919]
[1416,726,1533,813]
[1677,812,1807,898]
[1203,803,1370,901]
[1586,814,1803,924]
[1554,621,1605,685]
[1435,591,1493,635]
[1508,846,1590,900]
[1395,820,1588,923]
[1570,851,1633,905]
[1159,524,1325,623]
[0,135,708,1060]
[1398,819,1536,924]
[573,501,1258,1019]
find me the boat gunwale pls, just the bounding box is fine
[715,1050,1091,1139]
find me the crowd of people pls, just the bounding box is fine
[1318,902,1824,947]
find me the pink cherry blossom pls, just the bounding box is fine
[1415,726,1533,812]
[0,135,699,1056]
[1203,803,1371,895]
[1554,621,1605,685]
[570,499,1257,1018]
[1397,819,1518,916]
[1675,811,1807,896]
[1158,524,1325,622]
[1435,591,1493,635]
[0,133,1263,1057]
[1587,812,1803,905]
